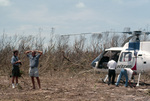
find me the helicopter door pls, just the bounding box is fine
[137,53,149,72]
[118,52,133,68]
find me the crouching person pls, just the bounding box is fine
[11,50,22,88]
[25,50,42,89]
[115,68,136,87]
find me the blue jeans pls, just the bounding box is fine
[116,68,128,87]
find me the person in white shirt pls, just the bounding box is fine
[107,59,117,85]
[115,68,136,87]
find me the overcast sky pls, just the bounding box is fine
[1,0,150,37]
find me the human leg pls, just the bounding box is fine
[13,67,20,86]
[116,69,124,86]
[112,70,116,84]
[12,76,15,88]
[16,76,18,84]
[12,68,15,84]
[108,70,112,85]
[124,70,128,87]
[36,77,41,89]
[29,68,35,89]
[31,77,35,89]
[12,76,15,84]
[34,68,40,89]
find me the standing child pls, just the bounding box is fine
[11,50,22,88]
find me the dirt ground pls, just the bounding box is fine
[0,71,150,101]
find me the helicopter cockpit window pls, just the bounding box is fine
[98,51,121,69]
[103,51,120,62]
[119,52,132,62]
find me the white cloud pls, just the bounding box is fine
[0,0,11,6]
[76,2,85,8]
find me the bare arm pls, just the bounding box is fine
[25,50,32,54]
[13,60,21,64]
[35,50,43,56]
[11,57,21,65]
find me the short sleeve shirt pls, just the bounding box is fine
[27,54,40,68]
[11,56,19,67]
[107,60,117,70]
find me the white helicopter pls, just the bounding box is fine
[91,30,150,86]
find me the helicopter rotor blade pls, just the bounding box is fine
[122,32,132,34]
[61,32,102,37]
[143,32,150,35]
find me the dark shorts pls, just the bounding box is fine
[12,66,21,77]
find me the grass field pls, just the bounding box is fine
[0,71,149,101]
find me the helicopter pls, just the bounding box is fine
[91,30,150,86]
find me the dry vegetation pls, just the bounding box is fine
[0,32,150,101]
